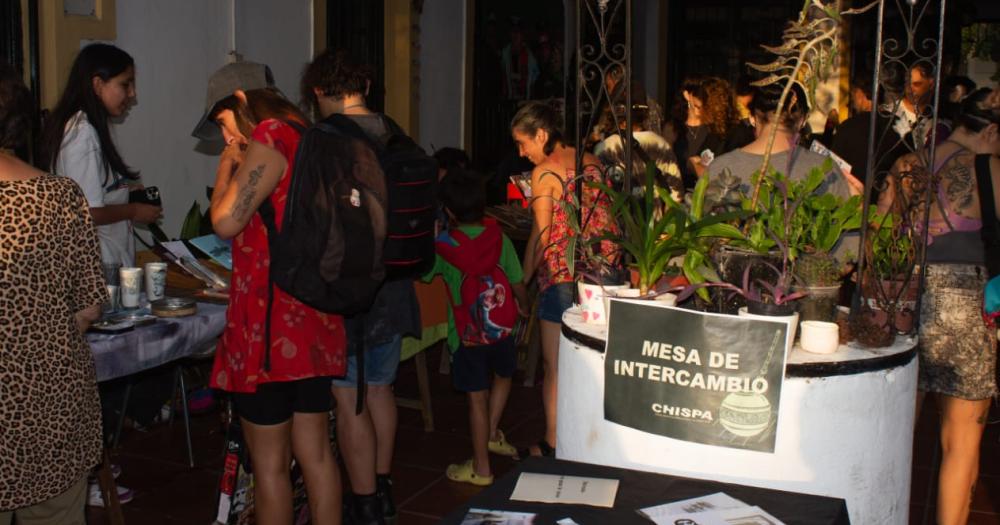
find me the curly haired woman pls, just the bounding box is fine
[671,76,754,189]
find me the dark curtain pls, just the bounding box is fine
[0,0,23,73]
[326,0,385,112]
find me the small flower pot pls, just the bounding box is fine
[796,284,842,322]
[738,306,800,345]
[578,282,627,325]
[603,287,641,322]
[799,320,840,354]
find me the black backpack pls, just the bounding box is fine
[367,115,439,280]
[259,118,389,372]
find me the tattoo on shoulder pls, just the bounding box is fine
[232,164,266,220]
[945,163,975,210]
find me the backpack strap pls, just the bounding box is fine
[256,119,306,372]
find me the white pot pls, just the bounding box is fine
[578,282,627,324]
[799,320,840,354]
[738,307,799,346]
[603,287,641,322]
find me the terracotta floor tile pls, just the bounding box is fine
[398,475,488,516]
[972,474,1000,514]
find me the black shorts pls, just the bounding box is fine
[452,337,517,392]
[232,377,332,425]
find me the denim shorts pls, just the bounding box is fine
[331,334,402,388]
[452,337,516,392]
[537,282,575,323]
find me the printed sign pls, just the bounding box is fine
[603,300,789,452]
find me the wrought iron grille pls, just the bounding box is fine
[574,0,632,193]
[853,0,947,335]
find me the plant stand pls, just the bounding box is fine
[557,306,917,524]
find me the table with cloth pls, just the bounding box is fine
[441,456,850,524]
[87,302,227,382]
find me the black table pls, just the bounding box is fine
[441,457,850,524]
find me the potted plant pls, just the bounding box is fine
[859,211,918,338]
[596,163,745,297]
[792,175,866,321]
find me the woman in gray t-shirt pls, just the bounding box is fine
[707,85,859,200]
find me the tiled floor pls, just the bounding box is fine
[86,349,1000,524]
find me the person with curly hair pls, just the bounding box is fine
[670,76,753,189]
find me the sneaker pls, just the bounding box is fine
[445,459,493,487]
[87,483,134,507]
[487,430,517,457]
[375,474,397,522]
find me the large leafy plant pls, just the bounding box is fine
[596,164,745,296]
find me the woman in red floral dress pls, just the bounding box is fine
[511,101,618,459]
[195,62,344,525]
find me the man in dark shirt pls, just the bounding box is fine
[831,73,905,199]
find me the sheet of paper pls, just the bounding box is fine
[651,506,787,525]
[637,492,748,519]
[160,240,197,261]
[810,139,852,175]
[556,518,581,525]
[510,472,618,508]
[460,508,537,525]
[188,234,233,270]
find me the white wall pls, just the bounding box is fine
[110,0,313,239]
[235,0,313,105]
[417,0,466,153]
[112,0,233,239]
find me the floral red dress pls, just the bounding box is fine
[211,119,346,393]
[538,166,619,291]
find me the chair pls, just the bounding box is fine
[396,343,436,432]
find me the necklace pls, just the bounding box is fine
[342,102,366,111]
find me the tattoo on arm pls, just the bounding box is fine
[232,164,265,220]
[945,164,975,210]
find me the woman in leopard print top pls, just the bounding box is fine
[0,63,106,522]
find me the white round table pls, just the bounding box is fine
[557,306,917,524]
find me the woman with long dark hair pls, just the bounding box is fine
[195,62,344,525]
[885,87,1000,525]
[42,43,161,267]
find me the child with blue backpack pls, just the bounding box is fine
[426,169,530,486]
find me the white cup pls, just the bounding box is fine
[120,267,143,308]
[144,262,168,301]
[800,320,840,354]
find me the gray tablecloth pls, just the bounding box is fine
[87,302,227,382]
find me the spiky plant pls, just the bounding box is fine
[745,0,877,212]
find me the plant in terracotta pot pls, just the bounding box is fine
[596,163,745,297]
[859,211,918,338]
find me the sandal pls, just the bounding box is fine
[516,439,556,461]
[446,459,494,486]
[488,430,518,457]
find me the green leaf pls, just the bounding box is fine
[180,201,202,240]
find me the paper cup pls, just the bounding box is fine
[800,320,840,354]
[144,262,168,301]
[120,267,143,308]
